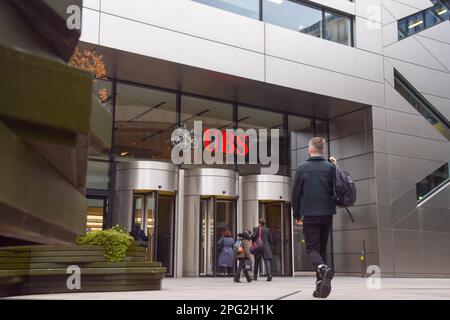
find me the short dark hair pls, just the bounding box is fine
[309,137,325,153]
[259,218,266,226]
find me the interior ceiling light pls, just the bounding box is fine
[437,8,448,15]
[120,151,128,156]
[408,20,424,29]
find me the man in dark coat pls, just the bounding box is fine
[129,223,148,247]
[252,218,273,281]
[292,137,337,299]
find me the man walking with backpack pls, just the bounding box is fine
[292,137,337,298]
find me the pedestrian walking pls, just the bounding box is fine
[292,137,337,298]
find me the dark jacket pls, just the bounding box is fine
[236,231,252,259]
[130,225,148,247]
[217,236,234,267]
[251,226,273,260]
[292,155,336,219]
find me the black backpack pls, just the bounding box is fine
[332,166,357,222]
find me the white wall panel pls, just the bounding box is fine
[266,55,385,108]
[99,13,265,82]
[382,0,424,20]
[355,16,383,54]
[417,21,450,45]
[384,36,448,72]
[356,0,382,22]
[387,58,450,100]
[265,23,384,83]
[415,36,450,72]
[82,0,100,11]
[100,0,265,53]
[80,7,100,45]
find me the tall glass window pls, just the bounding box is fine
[288,115,314,176]
[86,159,110,190]
[238,106,285,175]
[114,83,177,161]
[324,10,352,46]
[193,0,260,19]
[263,0,323,38]
[181,95,233,167]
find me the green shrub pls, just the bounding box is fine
[76,225,134,262]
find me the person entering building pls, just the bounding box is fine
[217,230,234,276]
[251,218,273,281]
[233,231,252,283]
[291,137,337,298]
[129,223,148,248]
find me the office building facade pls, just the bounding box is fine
[80,0,450,277]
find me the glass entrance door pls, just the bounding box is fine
[199,197,236,277]
[258,201,292,276]
[132,191,175,276]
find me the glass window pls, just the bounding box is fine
[114,83,177,161]
[193,0,260,19]
[288,115,314,174]
[263,0,323,38]
[424,7,442,28]
[417,162,450,201]
[86,159,109,190]
[181,95,233,167]
[86,198,106,232]
[181,95,233,130]
[93,79,113,113]
[238,106,285,175]
[324,11,352,46]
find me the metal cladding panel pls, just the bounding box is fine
[415,36,450,71]
[384,37,448,72]
[265,55,385,109]
[417,20,450,44]
[184,168,238,197]
[387,58,450,100]
[80,7,100,45]
[182,195,199,277]
[242,175,291,202]
[115,161,179,192]
[355,16,383,55]
[98,12,265,82]
[381,0,428,20]
[265,23,384,83]
[83,0,100,10]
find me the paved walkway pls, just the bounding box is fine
[6,277,450,300]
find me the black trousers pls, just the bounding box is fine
[254,255,272,278]
[302,216,333,280]
[234,258,251,282]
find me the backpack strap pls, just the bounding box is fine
[344,206,355,223]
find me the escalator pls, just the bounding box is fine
[394,69,450,203]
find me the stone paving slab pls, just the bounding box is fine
[4,277,450,300]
